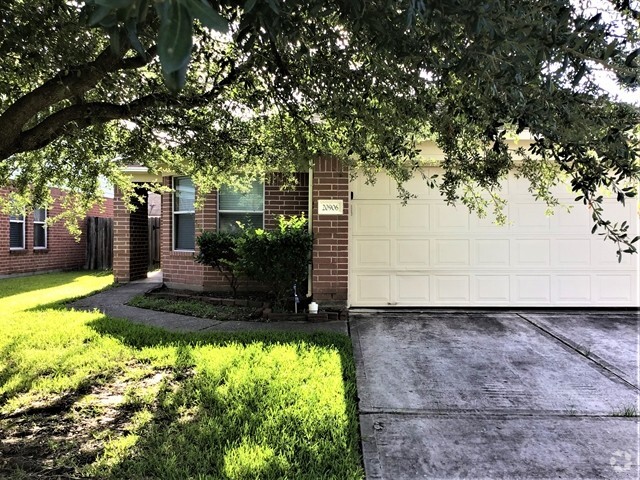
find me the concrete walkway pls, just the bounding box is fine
[69,273,347,335]
[351,310,639,479]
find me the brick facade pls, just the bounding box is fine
[161,173,310,291]
[160,175,207,290]
[311,158,349,304]
[0,188,113,276]
[113,166,351,305]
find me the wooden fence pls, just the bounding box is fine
[85,216,161,271]
[85,217,113,270]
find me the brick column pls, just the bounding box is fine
[113,185,148,283]
[312,158,349,306]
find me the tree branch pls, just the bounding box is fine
[0,45,158,157]
[9,61,246,156]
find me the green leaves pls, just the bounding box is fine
[157,1,193,90]
[185,0,229,33]
[84,0,230,91]
[155,0,231,90]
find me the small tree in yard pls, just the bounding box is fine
[195,231,241,297]
[236,215,313,311]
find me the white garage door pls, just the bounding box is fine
[349,169,639,307]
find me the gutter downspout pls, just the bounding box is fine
[308,165,313,298]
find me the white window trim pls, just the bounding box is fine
[33,208,47,249]
[217,181,266,232]
[9,213,25,250]
[172,176,196,252]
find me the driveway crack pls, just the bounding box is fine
[517,313,639,392]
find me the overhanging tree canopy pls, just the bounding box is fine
[0,0,639,255]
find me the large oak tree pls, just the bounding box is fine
[1,0,639,255]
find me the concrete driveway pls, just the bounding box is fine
[350,310,639,479]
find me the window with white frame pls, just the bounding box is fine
[33,208,47,249]
[218,180,264,232]
[173,176,196,251]
[9,213,25,250]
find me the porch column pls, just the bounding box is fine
[113,185,148,283]
[312,157,350,306]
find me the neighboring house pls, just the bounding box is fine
[0,187,114,276]
[114,141,639,308]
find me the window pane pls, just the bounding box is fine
[174,213,195,250]
[219,181,264,212]
[10,222,24,248]
[34,208,46,223]
[9,214,24,221]
[174,177,195,212]
[219,212,264,232]
[34,224,46,248]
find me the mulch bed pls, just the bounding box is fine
[146,286,347,322]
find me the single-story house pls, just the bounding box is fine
[114,141,639,308]
[0,187,114,276]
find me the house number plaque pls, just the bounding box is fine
[318,199,344,215]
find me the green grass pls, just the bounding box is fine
[612,405,638,417]
[0,272,363,479]
[128,294,256,321]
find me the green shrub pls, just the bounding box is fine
[195,231,241,296]
[236,214,313,310]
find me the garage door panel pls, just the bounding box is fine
[473,239,510,266]
[354,275,391,305]
[433,239,470,266]
[549,182,576,199]
[396,275,430,303]
[550,207,590,233]
[508,174,532,197]
[433,275,470,303]
[470,211,508,231]
[474,275,510,303]
[431,205,469,232]
[552,239,591,267]
[554,275,591,303]
[600,200,638,228]
[397,239,429,268]
[511,203,550,232]
[401,170,436,198]
[355,239,391,268]
[592,238,634,266]
[596,275,634,303]
[514,275,551,303]
[352,173,393,199]
[353,203,391,234]
[396,203,429,233]
[513,239,550,267]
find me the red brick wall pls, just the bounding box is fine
[161,174,310,291]
[312,158,349,304]
[264,173,310,229]
[113,186,150,283]
[112,187,131,282]
[129,188,149,281]
[0,188,113,276]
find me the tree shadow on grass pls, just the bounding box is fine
[81,316,363,479]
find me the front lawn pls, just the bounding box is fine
[0,272,363,479]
